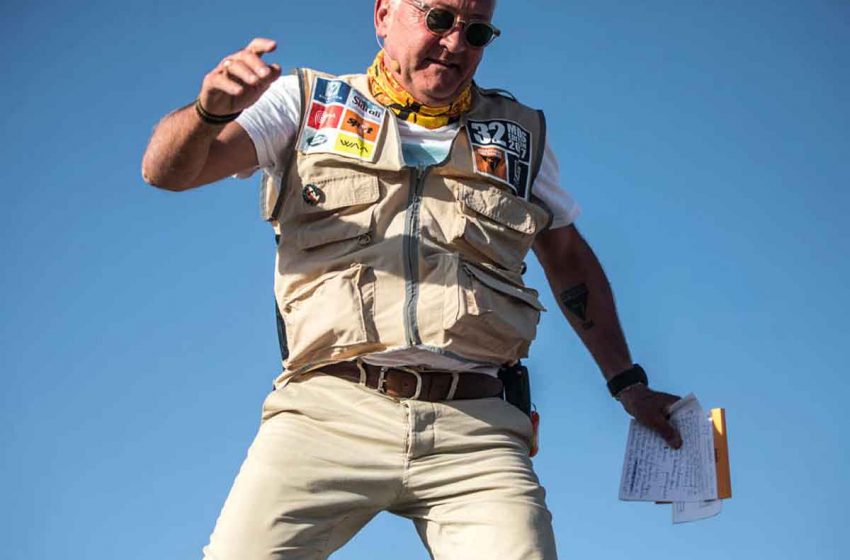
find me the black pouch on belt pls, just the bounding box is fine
[498,361,532,417]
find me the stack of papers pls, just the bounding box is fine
[618,394,731,524]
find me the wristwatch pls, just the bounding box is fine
[607,364,648,399]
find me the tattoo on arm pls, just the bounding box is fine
[559,283,595,330]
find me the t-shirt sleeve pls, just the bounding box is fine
[234,73,302,177]
[532,138,581,229]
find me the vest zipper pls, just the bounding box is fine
[399,117,467,348]
[403,165,429,346]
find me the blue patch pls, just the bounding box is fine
[314,78,351,106]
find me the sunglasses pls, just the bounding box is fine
[404,0,501,48]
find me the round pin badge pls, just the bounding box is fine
[301,184,323,206]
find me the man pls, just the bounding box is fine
[142,1,683,558]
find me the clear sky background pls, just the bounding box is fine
[1,1,848,558]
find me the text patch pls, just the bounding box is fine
[467,119,533,197]
[334,133,375,159]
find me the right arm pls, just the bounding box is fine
[141,38,282,191]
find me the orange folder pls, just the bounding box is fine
[711,408,732,499]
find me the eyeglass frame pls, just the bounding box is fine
[402,0,502,48]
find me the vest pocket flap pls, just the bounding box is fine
[294,174,379,250]
[296,217,372,250]
[457,184,538,234]
[462,263,545,311]
[300,174,380,213]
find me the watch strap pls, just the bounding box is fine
[607,364,648,398]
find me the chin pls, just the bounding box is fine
[422,80,465,102]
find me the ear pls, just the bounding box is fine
[375,0,392,40]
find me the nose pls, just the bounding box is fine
[439,24,467,53]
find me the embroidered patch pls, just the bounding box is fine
[300,77,386,163]
[466,119,533,198]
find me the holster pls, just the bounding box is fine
[498,361,532,417]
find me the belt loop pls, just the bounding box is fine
[446,372,460,400]
[355,360,367,386]
[377,367,389,394]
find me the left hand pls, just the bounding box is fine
[617,385,683,449]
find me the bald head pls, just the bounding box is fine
[375,0,497,106]
[388,0,498,11]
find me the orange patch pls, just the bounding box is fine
[340,109,380,142]
[474,146,507,181]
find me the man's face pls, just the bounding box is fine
[375,0,496,106]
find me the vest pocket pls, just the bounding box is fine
[281,264,375,367]
[451,182,548,272]
[443,258,545,364]
[294,174,380,251]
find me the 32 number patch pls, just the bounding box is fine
[466,119,533,198]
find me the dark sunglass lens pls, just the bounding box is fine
[465,23,494,47]
[426,8,455,32]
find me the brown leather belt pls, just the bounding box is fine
[318,361,504,402]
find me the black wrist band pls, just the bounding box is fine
[194,99,242,125]
[607,364,648,399]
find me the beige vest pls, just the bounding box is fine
[261,69,552,376]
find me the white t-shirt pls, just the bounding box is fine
[237,75,580,228]
[237,75,581,374]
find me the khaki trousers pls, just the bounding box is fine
[202,372,558,559]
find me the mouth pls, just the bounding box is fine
[425,58,461,71]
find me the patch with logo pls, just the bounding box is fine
[340,109,380,142]
[466,119,533,198]
[299,77,385,163]
[334,133,375,160]
[307,102,343,130]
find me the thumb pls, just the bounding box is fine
[262,63,282,84]
[657,420,683,449]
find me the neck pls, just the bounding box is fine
[367,50,474,129]
[380,52,465,107]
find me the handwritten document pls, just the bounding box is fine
[619,394,717,503]
[673,499,722,524]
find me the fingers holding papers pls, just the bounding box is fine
[618,386,684,449]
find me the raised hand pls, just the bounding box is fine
[198,37,282,116]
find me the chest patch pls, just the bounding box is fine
[299,77,387,163]
[466,119,533,199]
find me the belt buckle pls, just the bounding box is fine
[407,370,423,400]
[377,367,423,400]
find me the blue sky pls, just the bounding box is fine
[1,1,848,558]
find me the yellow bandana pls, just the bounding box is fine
[367,51,473,129]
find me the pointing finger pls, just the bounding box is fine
[246,37,277,56]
